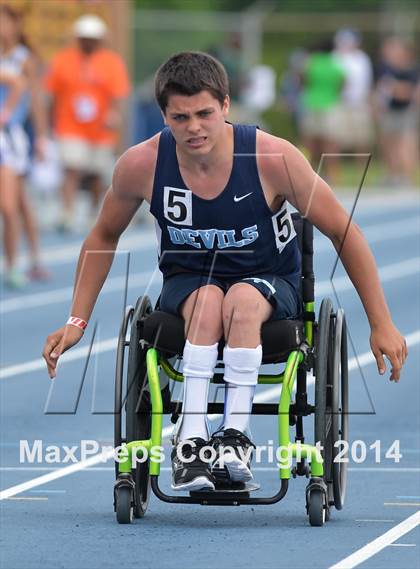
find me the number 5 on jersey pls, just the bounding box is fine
[163,187,193,226]
[272,202,296,253]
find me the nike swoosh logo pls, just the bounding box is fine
[234,192,253,202]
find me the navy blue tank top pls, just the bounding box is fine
[150,124,301,291]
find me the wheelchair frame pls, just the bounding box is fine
[113,215,349,526]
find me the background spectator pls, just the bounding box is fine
[45,14,131,232]
[0,3,50,289]
[300,38,345,184]
[279,48,307,139]
[374,37,419,187]
[241,63,277,126]
[333,28,374,154]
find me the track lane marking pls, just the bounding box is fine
[5,496,48,501]
[1,246,419,314]
[1,214,418,274]
[0,270,159,314]
[1,331,419,499]
[355,520,395,523]
[384,502,420,507]
[397,496,420,499]
[1,277,419,380]
[248,329,420,403]
[329,510,420,568]
[0,229,158,273]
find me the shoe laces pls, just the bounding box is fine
[210,429,255,450]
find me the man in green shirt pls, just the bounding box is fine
[301,39,345,183]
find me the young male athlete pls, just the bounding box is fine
[43,52,407,492]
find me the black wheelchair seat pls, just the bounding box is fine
[143,310,305,364]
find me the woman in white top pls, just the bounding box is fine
[0,4,50,288]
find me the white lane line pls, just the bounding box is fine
[316,256,420,295]
[243,329,420,404]
[5,496,48,501]
[0,338,118,379]
[329,510,420,568]
[0,229,158,273]
[0,447,130,500]
[355,520,395,523]
[397,496,420,499]
[2,332,419,498]
[0,240,417,321]
[2,466,420,473]
[1,317,419,384]
[314,215,420,253]
[0,270,160,314]
[384,502,420,507]
[339,192,419,211]
[1,237,419,314]
[388,543,417,547]
[1,214,417,274]
[29,489,66,493]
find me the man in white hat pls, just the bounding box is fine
[45,14,131,231]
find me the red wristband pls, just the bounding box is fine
[66,316,88,331]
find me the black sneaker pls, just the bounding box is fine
[171,437,215,492]
[210,429,256,483]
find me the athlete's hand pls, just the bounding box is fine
[370,323,408,382]
[43,325,84,379]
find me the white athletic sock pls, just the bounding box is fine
[222,344,262,434]
[177,340,218,442]
[223,383,256,433]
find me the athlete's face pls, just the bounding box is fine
[163,91,229,155]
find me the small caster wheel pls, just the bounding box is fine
[308,489,326,527]
[116,486,134,524]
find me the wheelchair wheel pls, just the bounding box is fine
[332,308,349,510]
[314,298,334,508]
[125,296,153,518]
[115,486,134,524]
[308,489,326,527]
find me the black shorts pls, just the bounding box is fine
[159,272,301,322]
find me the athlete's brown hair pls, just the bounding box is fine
[155,51,229,112]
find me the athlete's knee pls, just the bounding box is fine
[223,306,258,332]
[183,285,223,318]
[222,288,261,329]
[182,285,224,340]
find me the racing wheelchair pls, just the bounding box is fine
[113,213,349,526]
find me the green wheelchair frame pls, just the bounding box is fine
[113,216,349,527]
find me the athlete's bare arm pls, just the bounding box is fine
[257,130,407,382]
[42,137,158,378]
